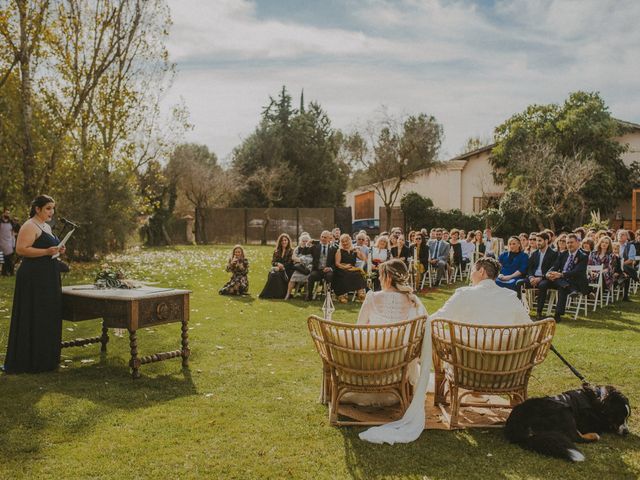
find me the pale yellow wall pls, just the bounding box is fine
[460,152,504,214]
[616,130,640,167]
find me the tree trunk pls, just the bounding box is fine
[262,208,271,246]
[18,1,36,202]
[384,204,392,232]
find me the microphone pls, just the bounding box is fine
[60,217,80,229]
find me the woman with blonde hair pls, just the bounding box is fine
[219,245,249,295]
[333,233,367,303]
[342,259,427,407]
[285,232,313,300]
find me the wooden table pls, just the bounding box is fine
[61,285,191,378]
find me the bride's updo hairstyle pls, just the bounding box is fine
[378,258,418,306]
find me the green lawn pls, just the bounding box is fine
[0,245,639,480]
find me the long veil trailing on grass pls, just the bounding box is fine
[359,318,433,444]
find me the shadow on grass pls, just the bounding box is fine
[0,360,196,461]
[340,427,640,479]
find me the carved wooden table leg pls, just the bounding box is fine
[100,320,109,353]
[129,329,141,379]
[181,318,190,367]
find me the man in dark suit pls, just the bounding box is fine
[536,233,589,322]
[525,232,558,289]
[307,230,337,300]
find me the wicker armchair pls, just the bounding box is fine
[307,314,427,426]
[431,318,555,428]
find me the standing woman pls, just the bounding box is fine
[4,195,65,373]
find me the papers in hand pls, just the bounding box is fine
[52,228,74,259]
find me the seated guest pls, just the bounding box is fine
[496,236,529,292]
[574,227,586,241]
[460,231,476,265]
[518,233,530,255]
[634,229,640,255]
[219,245,249,295]
[527,232,538,256]
[581,238,594,255]
[618,230,638,301]
[484,228,496,258]
[285,233,314,300]
[344,259,427,407]
[409,231,429,287]
[306,230,336,300]
[408,230,416,246]
[442,230,450,243]
[473,230,486,258]
[370,235,391,291]
[449,229,467,271]
[429,228,450,286]
[391,233,410,264]
[554,233,567,253]
[333,234,367,303]
[536,233,589,322]
[354,232,370,270]
[259,233,293,299]
[589,236,614,292]
[331,227,341,248]
[525,232,557,289]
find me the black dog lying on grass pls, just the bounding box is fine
[505,384,630,462]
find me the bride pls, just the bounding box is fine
[358,258,435,445]
[343,259,428,407]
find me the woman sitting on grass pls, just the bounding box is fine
[219,245,249,295]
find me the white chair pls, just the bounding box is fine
[585,265,604,311]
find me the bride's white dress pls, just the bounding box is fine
[358,290,433,444]
[342,291,427,408]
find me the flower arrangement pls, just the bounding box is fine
[94,264,136,289]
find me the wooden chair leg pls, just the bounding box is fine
[450,385,460,428]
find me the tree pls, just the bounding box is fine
[503,141,598,231]
[343,111,443,231]
[169,143,233,243]
[232,86,348,208]
[246,165,288,245]
[400,191,433,229]
[460,136,491,155]
[491,91,631,224]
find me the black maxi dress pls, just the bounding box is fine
[4,229,62,373]
[259,249,293,299]
[332,249,366,296]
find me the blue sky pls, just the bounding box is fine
[164,0,640,163]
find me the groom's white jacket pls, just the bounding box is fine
[431,279,531,325]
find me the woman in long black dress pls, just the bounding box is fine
[333,234,367,303]
[259,233,293,299]
[3,195,66,374]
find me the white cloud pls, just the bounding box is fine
[163,0,640,161]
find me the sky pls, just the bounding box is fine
[163,0,640,164]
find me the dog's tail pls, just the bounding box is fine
[505,409,585,462]
[516,432,585,462]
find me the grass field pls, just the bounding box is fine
[0,245,639,479]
